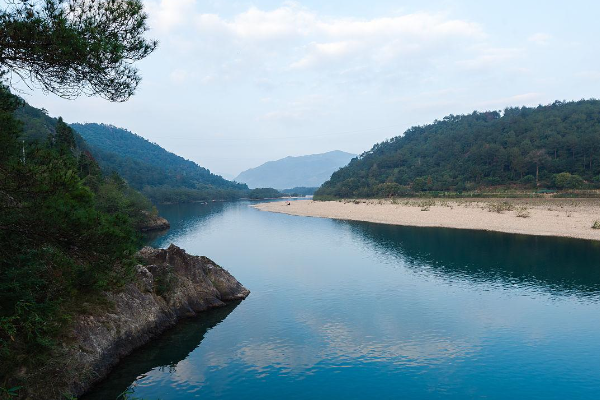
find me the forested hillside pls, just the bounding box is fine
[316,100,600,198]
[72,123,249,203]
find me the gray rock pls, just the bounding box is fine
[138,211,171,232]
[23,245,249,400]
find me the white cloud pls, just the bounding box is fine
[189,6,485,72]
[260,109,309,123]
[195,5,317,41]
[145,0,196,32]
[528,32,552,46]
[457,47,523,70]
[576,71,600,81]
[169,68,190,84]
[290,40,364,69]
[260,94,330,124]
[476,93,545,109]
[316,13,483,40]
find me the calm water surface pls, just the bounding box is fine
[83,200,600,400]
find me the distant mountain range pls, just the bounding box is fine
[235,150,356,189]
[71,123,249,203]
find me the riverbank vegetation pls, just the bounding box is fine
[0,85,157,394]
[316,100,600,199]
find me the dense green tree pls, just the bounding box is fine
[0,0,157,101]
[54,116,74,150]
[527,149,550,186]
[247,188,284,199]
[554,172,584,189]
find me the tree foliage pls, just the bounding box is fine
[316,100,600,198]
[0,0,157,101]
[247,188,284,200]
[0,85,154,385]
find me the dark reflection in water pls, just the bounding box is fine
[81,302,240,400]
[343,221,600,297]
[144,202,230,243]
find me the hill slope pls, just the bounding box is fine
[235,150,355,189]
[316,100,600,198]
[71,123,248,203]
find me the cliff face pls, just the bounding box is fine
[137,210,170,232]
[22,245,249,400]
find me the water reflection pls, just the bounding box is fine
[84,201,600,400]
[81,302,241,400]
[343,220,600,298]
[148,202,230,242]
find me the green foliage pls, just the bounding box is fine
[553,172,584,189]
[71,123,249,203]
[153,267,177,298]
[412,178,427,192]
[95,173,156,228]
[0,386,21,399]
[520,175,536,186]
[0,86,150,384]
[316,100,600,198]
[0,0,157,101]
[592,220,600,230]
[280,187,319,196]
[54,117,75,150]
[372,183,412,197]
[247,188,284,199]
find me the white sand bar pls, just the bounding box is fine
[253,198,600,241]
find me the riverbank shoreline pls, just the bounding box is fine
[253,198,600,241]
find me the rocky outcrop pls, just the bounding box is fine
[21,245,249,400]
[138,210,170,232]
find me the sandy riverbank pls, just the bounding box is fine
[253,198,600,241]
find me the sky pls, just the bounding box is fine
[15,0,600,178]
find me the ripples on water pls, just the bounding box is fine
[83,201,600,400]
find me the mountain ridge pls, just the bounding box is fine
[235,150,356,189]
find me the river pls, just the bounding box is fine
[82,200,600,400]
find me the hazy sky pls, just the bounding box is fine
[17,0,600,178]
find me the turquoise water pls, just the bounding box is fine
[83,200,600,400]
